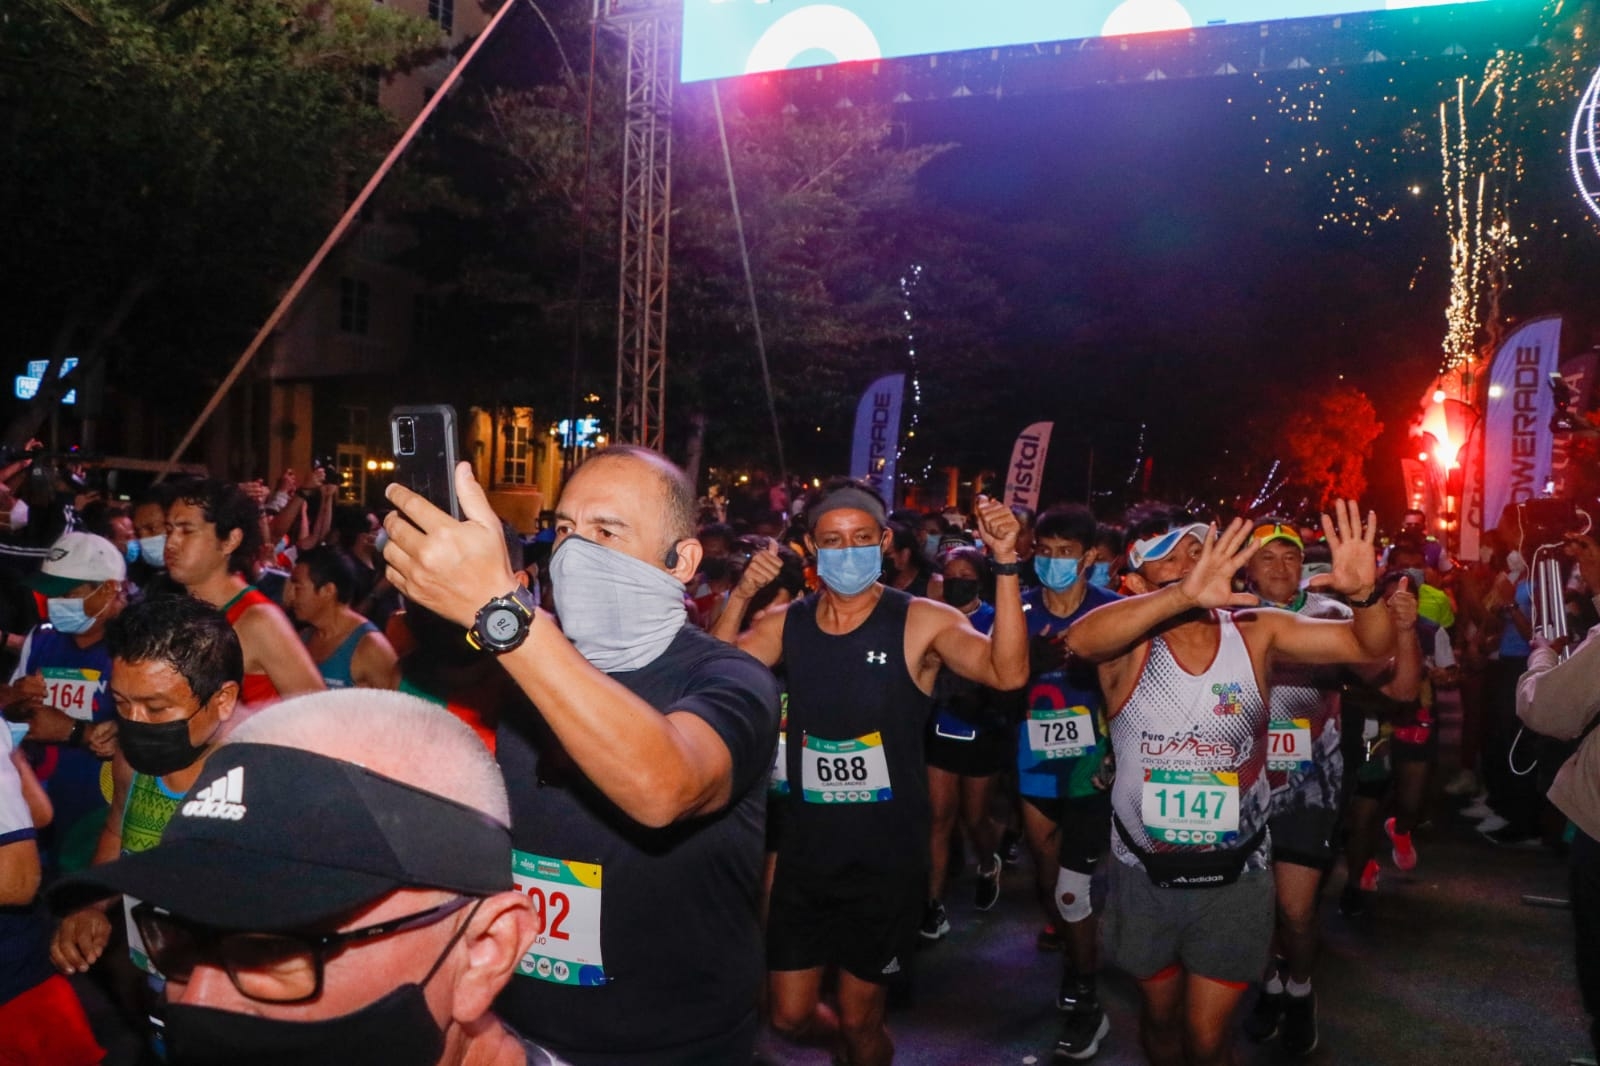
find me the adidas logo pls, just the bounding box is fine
[182,766,247,821]
[880,956,901,976]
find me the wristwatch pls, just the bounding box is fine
[467,585,538,653]
[990,559,1023,577]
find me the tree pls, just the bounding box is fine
[0,0,443,448]
[1281,384,1384,509]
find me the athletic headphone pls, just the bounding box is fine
[664,542,681,569]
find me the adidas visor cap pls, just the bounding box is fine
[51,742,512,931]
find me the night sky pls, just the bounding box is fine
[892,55,1600,513]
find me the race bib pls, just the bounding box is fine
[801,732,892,804]
[1267,718,1314,773]
[1142,768,1240,845]
[124,896,158,976]
[42,667,103,721]
[769,699,790,797]
[1026,706,1093,761]
[511,851,605,987]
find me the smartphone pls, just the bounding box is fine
[390,405,460,520]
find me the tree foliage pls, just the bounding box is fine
[0,0,442,445]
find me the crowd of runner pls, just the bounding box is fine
[0,444,1596,1066]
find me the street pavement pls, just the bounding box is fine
[755,808,1590,1066]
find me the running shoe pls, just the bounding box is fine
[1000,827,1023,868]
[975,854,1002,911]
[1055,995,1110,1061]
[1442,768,1481,797]
[1386,817,1418,871]
[1057,971,1091,1013]
[1460,798,1497,820]
[1481,825,1542,848]
[1280,990,1318,1056]
[1037,923,1065,952]
[919,898,950,941]
[1337,883,1369,918]
[1242,988,1284,1042]
[1359,858,1380,893]
[1474,813,1511,833]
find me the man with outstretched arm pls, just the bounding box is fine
[1065,501,1395,1066]
[381,448,780,1066]
[714,479,1028,1066]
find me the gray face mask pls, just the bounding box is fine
[548,534,686,672]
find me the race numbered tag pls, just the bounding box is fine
[769,699,790,797]
[43,667,104,721]
[1267,718,1314,773]
[1027,707,1094,761]
[1142,768,1240,845]
[801,732,892,804]
[511,851,605,987]
[123,896,158,976]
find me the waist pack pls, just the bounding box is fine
[1114,815,1266,890]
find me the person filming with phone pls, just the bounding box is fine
[381,445,781,1066]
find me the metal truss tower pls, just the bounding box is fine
[606,0,677,451]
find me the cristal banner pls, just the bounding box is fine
[682,0,1498,83]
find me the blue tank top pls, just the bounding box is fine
[314,621,378,689]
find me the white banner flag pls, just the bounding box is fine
[1482,315,1563,534]
[849,374,905,505]
[1004,422,1054,511]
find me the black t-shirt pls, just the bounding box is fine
[495,625,779,1066]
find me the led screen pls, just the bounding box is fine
[682,0,1496,82]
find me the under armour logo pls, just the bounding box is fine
[866,651,888,665]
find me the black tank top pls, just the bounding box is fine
[778,587,934,876]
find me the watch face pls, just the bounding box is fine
[483,607,522,645]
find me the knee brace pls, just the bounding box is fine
[1055,866,1094,924]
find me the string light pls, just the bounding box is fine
[895,264,934,487]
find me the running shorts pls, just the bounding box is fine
[1103,859,1274,987]
[1058,793,1112,874]
[925,724,1011,778]
[766,866,924,985]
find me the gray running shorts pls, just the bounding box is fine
[1103,859,1274,986]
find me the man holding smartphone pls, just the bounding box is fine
[381,447,780,1066]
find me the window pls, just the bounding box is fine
[500,415,533,486]
[428,0,453,34]
[339,278,370,335]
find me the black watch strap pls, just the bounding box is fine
[66,719,86,747]
[990,560,1022,576]
[1347,586,1383,609]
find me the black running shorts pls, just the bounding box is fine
[926,724,1012,778]
[766,866,924,985]
[1058,793,1113,874]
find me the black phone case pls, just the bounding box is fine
[390,405,461,520]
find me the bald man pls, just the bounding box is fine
[382,448,781,1065]
[51,690,564,1066]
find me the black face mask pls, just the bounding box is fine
[116,715,209,777]
[163,982,445,1066]
[943,578,981,609]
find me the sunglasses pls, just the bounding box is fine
[1250,524,1304,551]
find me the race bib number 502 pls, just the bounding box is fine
[511,851,605,987]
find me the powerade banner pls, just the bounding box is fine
[1004,422,1054,512]
[1482,316,1562,535]
[850,373,905,505]
[682,0,1496,82]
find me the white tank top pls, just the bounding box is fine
[1110,610,1271,870]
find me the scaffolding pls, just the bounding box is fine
[607,0,677,451]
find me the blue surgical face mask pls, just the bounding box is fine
[124,540,140,564]
[1034,556,1081,593]
[136,534,167,569]
[816,545,883,596]
[923,533,942,563]
[6,720,27,751]
[1087,561,1113,588]
[47,594,100,635]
